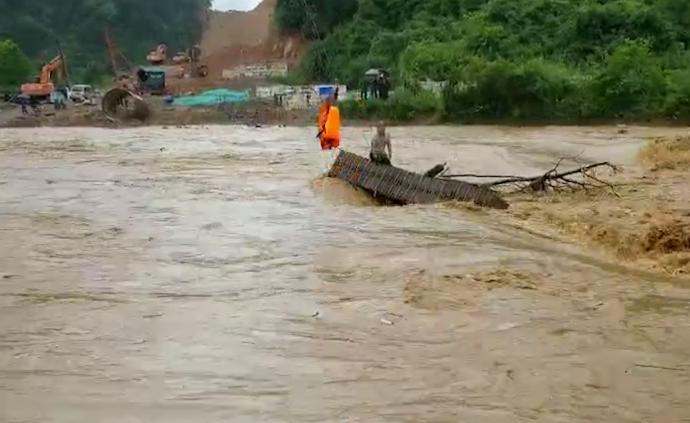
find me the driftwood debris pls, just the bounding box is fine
[443,160,619,195]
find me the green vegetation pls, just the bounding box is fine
[276,0,358,39]
[0,0,210,85]
[278,0,690,122]
[0,39,31,89]
[340,90,442,122]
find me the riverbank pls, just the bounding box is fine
[5,102,690,129]
[501,135,690,277]
[0,98,316,129]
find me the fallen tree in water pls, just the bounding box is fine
[443,160,620,195]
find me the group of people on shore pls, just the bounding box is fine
[361,71,391,101]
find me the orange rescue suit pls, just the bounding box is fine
[318,104,341,150]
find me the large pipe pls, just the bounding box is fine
[101,88,150,122]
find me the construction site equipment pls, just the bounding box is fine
[70,84,93,103]
[172,52,190,64]
[195,64,209,78]
[101,87,150,122]
[20,54,66,98]
[104,27,133,77]
[328,150,509,209]
[147,43,168,65]
[137,67,166,95]
[189,44,208,78]
[171,45,208,78]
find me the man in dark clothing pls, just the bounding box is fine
[379,73,391,100]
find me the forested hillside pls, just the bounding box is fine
[0,0,210,84]
[277,0,690,121]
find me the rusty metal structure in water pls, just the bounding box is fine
[101,88,151,122]
[328,150,509,209]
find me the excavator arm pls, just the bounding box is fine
[40,55,64,84]
[21,54,65,98]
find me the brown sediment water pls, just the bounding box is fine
[1,125,689,422]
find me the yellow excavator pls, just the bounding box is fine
[146,43,168,65]
[148,43,208,78]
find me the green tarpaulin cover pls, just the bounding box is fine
[173,89,250,107]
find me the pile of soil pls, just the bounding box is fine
[201,0,276,53]
[199,0,307,80]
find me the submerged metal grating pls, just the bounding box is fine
[328,150,509,209]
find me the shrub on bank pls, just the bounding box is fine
[663,70,690,120]
[339,89,442,122]
[441,44,690,123]
[591,41,668,119]
[443,58,580,121]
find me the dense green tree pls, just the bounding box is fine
[592,41,667,118]
[278,0,690,122]
[0,39,31,87]
[0,0,210,83]
[275,0,358,38]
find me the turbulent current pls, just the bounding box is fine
[0,125,688,422]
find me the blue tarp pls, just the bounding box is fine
[316,85,335,98]
[173,89,250,107]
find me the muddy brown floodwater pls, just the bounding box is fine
[1,126,689,422]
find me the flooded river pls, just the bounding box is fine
[1,126,689,422]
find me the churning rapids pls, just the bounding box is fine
[0,126,689,422]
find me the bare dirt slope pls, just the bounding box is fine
[201,0,276,53]
[199,0,306,80]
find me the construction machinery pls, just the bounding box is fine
[157,44,208,78]
[21,53,67,99]
[105,27,133,77]
[147,43,168,66]
[189,44,209,78]
[137,67,166,95]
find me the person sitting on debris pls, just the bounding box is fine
[317,95,341,151]
[370,121,392,165]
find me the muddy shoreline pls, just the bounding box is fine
[4,99,690,129]
[0,100,317,129]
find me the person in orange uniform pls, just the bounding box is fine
[317,95,341,151]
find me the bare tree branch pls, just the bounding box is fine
[442,160,619,195]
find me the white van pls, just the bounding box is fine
[70,84,93,103]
